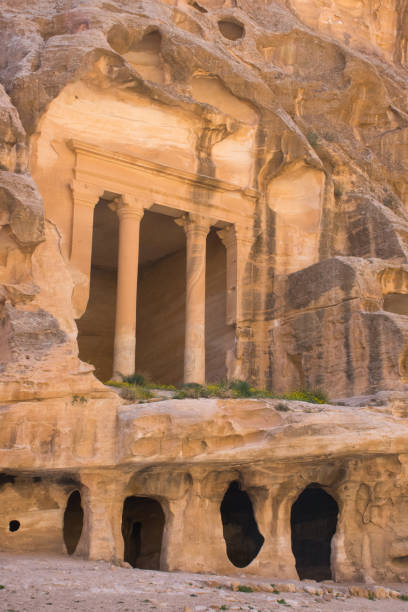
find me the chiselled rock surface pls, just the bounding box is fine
[0,0,407,394]
[0,0,408,584]
[1,396,408,582]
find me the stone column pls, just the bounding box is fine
[217,224,253,379]
[70,180,103,315]
[217,224,253,326]
[112,196,144,379]
[217,225,238,326]
[176,214,211,385]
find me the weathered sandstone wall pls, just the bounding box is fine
[0,0,408,396]
[2,397,408,582]
[0,0,408,583]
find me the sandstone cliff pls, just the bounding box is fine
[0,0,408,397]
[1,0,408,585]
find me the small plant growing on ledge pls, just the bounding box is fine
[306,131,318,147]
[105,375,329,405]
[237,585,253,593]
[121,372,146,386]
[229,379,252,397]
[72,395,87,404]
[275,402,289,412]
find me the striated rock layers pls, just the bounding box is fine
[2,396,408,583]
[0,0,408,583]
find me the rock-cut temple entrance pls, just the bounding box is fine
[77,201,233,384]
[291,485,338,581]
[121,497,165,569]
[70,141,256,386]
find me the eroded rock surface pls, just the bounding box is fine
[0,0,407,394]
[1,397,408,582]
[0,0,408,584]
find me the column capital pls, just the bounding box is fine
[110,195,145,220]
[70,179,103,207]
[216,225,236,249]
[175,213,213,235]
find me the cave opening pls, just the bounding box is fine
[291,484,338,581]
[220,481,264,568]
[122,496,165,569]
[63,490,84,555]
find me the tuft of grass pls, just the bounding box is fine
[106,380,154,402]
[0,585,5,589]
[106,378,329,405]
[306,131,318,147]
[368,591,376,601]
[283,389,329,404]
[399,594,408,601]
[275,402,289,412]
[237,585,253,593]
[334,183,343,198]
[121,372,146,386]
[277,599,288,605]
[72,395,87,404]
[120,386,154,402]
[229,379,253,398]
[220,606,228,610]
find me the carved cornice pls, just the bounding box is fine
[69,139,258,201]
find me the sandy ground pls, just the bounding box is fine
[1,554,408,612]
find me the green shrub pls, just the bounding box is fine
[106,378,329,405]
[399,594,408,601]
[284,389,328,404]
[368,591,376,601]
[333,183,343,198]
[121,372,146,386]
[174,383,208,399]
[237,585,253,593]
[120,386,153,402]
[229,379,253,397]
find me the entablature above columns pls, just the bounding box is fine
[69,139,258,230]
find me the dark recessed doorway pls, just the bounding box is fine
[291,485,338,581]
[220,481,264,568]
[63,490,84,555]
[122,496,165,569]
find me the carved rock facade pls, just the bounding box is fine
[0,0,408,582]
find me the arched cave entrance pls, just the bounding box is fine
[63,490,84,555]
[77,202,233,385]
[220,481,264,567]
[121,496,165,569]
[291,484,339,581]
